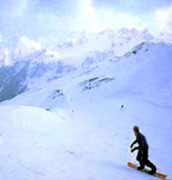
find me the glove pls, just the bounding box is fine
[131,147,139,153]
[131,149,135,153]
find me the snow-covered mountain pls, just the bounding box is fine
[0,55,76,102]
[2,41,172,108]
[0,28,155,102]
[0,28,155,66]
[0,32,172,180]
[54,28,154,58]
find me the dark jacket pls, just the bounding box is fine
[131,132,148,152]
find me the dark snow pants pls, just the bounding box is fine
[136,148,156,171]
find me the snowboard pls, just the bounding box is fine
[128,162,167,179]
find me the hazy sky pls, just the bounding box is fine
[0,0,172,45]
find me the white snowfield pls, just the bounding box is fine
[0,42,172,180]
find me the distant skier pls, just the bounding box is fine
[130,126,157,175]
[120,104,124,109]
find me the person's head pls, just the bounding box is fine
[133,126,139,136]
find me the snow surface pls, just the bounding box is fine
[0,41,172,180]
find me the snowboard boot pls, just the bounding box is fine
[148,166,157,175]
[137,166,144,170]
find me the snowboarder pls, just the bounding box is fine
[130,126,157,175]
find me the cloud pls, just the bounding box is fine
[16,36,42,56]
[19,36,41,49]
[0,0,170,46]
[93,0,172,13]
[76,0,147,33]
[0,35,2,43]
[0,0,78,37]
[35,0,79,15]
[11,0,29,17]
[97,10,146,31]
[154,5,172,33]
[0,0,29,18]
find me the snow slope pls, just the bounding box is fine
[0,42,172,180]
